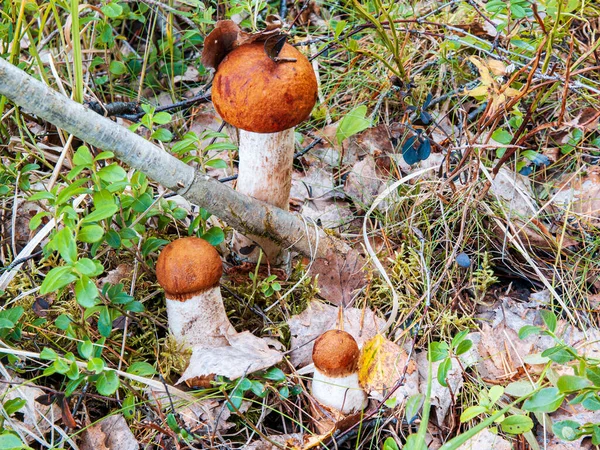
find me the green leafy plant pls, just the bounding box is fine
[518,310,600,444]
[224,367,298,412]
[429,330,473,387]
[460,385,533,435]
[129,105,174,143]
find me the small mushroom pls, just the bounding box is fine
[311,329,368,414]
[211,41,318,264]
[156,236,235,348]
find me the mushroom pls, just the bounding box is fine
[156,236,283,383]
[156,236,235,348]
[211,40,318,264]
[311,329,368,414]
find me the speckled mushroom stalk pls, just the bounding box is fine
[211,42,318,265]
[156,237,235,348]
[311,330,368,414]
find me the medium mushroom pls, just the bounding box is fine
[156,236,235,348]
[156,236,283,382]
[210,38,318,264]
[311,329,368,414]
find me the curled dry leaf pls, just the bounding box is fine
[201,20,244,71]
[0,377,61,441]
[201,16,286,71]
[178,331,282,384]
[358,334,417,402]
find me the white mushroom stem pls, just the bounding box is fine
[312,370,368,414]
[233,128,295,264]
[166,287,236,349]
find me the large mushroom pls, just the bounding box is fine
[205,21,318,264]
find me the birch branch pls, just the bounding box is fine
[0,57,350,260]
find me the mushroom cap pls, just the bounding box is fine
[211,42,318,133]
[156,237,222,301]
[312,330,360,377]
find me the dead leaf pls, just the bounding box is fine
[201,20,243,70]
[416,351,463,425]
[178,331,282,383]
[80,415,138,450]
[178,399,232,432]
[310,248,366,306]
[300,199,354,231]
[455,428,511,450]
[288,300,385,368]
[358,334,416,400]
[98,264,133,288]
[344,156,385,210]
[552,166,600,226]
[466,56,520,117]
[563,107,600,132]
[290,167,341,203]
[0,376,62,442]
[489,167,537,218]
[201,17,286,71]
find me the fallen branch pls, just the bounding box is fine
[0,58,350,262]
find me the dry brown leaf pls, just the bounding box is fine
[0,377,62,442]
[344,155,385,210]
[201,17,285,71]
[80,415,138,450]
[291,166,341,202]
[358,334,416,399]
[178,331,282,383]
[455,428,511,450]
[552,166,600,226]
[310,248,366,306]
[416,351,463,425]
[300,199,354,231]
[288,300,384,368]
[201,20,243,70]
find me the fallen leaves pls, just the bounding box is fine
[552,166,600,226]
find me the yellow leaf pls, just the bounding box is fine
[358,334,415,394]
[469,56,493,86]
[467,85,489,97]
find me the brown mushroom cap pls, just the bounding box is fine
[312,330,360,377]
[211,42,318,133]
[156,237,222,301]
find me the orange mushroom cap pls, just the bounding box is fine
[211,42,318,133]
[156,237,222,301]
[312,330,360,377]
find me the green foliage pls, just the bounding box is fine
[429,330,473,387]
[336,105,371,144]
[224,367,294,412]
